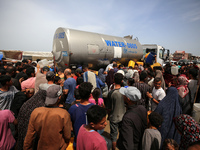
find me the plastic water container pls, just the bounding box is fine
[128,60,135,68]
[171,66,179,75]
[150,62,161,69]
[38,59,49,68]
[41,59,49,66]
[137,62,144,66]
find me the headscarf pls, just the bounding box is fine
[155,70,166,91]
[177,74,189,98]
[127,69,134,78]
[98,68,106,83]
[154,87,182,146]
[173,114,200,150]
[133,71,140,83]
[106,69,115,89]
[17,90,46,150]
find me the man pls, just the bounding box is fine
[15,61,23,74]
[82,64,97,90]
[105,59,117,72]
[68,82,94,148]
[63,68,76,104]
[39,71,55,91]
[83,64,105,92]
[75,68,82,79]
[0,75,18,110]
[21,67,35,91]
[133,71,151,110]
[108,73,126,150]
[117,86,147,150]
[24,85,72,150]
[57,68,65,87]
[6,65,21,90]
[34,66,49,94]
[15,64,29,82]
[113,63,118,73]
[17,90,46,150]
[147,77,166,111]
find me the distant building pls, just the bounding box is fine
[0,50,53,61]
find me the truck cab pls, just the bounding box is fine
[142,44,169,66]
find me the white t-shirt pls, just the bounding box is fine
[151,87,166,111]
[148,78,154,89]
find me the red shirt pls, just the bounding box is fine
[77,125,107,150]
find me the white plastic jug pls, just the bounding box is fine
[171,66,179,75]
[38,59,49,68]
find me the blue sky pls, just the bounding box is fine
[0,0,200,56]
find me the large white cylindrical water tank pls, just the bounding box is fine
[52,27,143,69]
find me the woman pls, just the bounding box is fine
[106,69,115,89]
[98,68,106,83]
[176,74,192,115]
[154,87,182,146]
[173,114,200,150]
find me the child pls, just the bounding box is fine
[142,112,163,150]
[162,139,179,150]
[71,88,81,105]
[76,105,107,150]
[54,76,61,85]
[88,88,105,107]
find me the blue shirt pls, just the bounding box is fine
[68,103,94,147]
[63,77,76,104]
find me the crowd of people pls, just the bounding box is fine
[0,58,200,150]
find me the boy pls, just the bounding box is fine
[76,105,107,150]
[142,112,163,150]
[54,76,61,85]
[68,82,94,148]
[0,75,18,110]
[147,77,166,111]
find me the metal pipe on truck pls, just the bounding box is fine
[52,27,143,69]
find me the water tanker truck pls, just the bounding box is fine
[52,27,144,69]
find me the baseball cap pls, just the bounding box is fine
[117,70,125,76]
[119,86,141,101]
[43,66,50,72]
[46,71,55,78]
[45,85,62,105]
